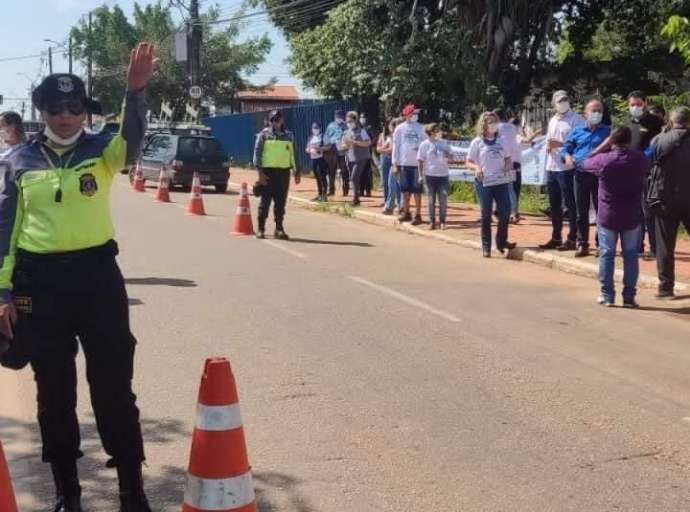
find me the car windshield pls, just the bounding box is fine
[177,137,222,159]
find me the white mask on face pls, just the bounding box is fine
[433,132,442,141]
[630,106,644,119]
[359,117,366,125]
[487,123,499,135]
[312,128,321,135]
[589,112,603,125]
[410,114,419,123]
[44,124,83,147]
[347,122,357,130]
[556,102,570,114]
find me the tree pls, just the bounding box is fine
[662,15,690,65]
[70,2,273,116]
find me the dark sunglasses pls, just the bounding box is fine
[46,100,86,116]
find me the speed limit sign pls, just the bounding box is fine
[189,86,203,99]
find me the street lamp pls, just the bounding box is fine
[43,38,73,74]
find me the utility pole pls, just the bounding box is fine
[87,11,93,128]
[189,0,202,106]
[21,102,25,120]
[48,46,53,74]
[68,35,73,74]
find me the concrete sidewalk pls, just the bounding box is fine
[228,168,690,291]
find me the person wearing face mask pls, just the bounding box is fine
[417,123,465,230]
[324,110,349,196]
[0,112,28,157]
[358,113,375,197]
[253,109,300,239]
[539,90,586,252]
[559,97,611,257]
[306,121,330,202]
[342,111,371,207]
[0,44,154,512]
[392,104,426,225]
[466,112,516,257]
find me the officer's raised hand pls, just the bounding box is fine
[127,42,155,92]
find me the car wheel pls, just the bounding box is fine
[215,183,228,194]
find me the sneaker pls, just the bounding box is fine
[623,299,640,309]
[557,240,577,251]
[429,222,437,231]
[597,296,614,307]
[498,241,517,254]
[274,229,290,241]
[411,214,423,226]
[574,246,590,258]
[655,290,675,300]
[538,239,562,250]
[382,208,394,215]
[440,223,447,231]
[482,249,491,258]
[398,212,412,223]
[256,230,265,239]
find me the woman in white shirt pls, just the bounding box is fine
[417,123,463,230]
[342,111,371,207]
[466,112,517,257]
[306,121,330,202]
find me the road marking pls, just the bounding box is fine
[348,276,461,323]
[264,240,308,259]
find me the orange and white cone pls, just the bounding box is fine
[132,164,145,192]
[232,183,254,236]
[0,441,18,512]
[154,168,171,203]
[186,172,206,216]
[182,358,256,512]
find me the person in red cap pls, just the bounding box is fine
[392,103,426,224]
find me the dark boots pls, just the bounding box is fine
[50,460,82,512]
[117,462,152,512]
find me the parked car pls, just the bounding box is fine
[130,132,231,193]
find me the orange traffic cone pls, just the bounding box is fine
[186,172,206,216]
[182,358,256,512]
[0,441,18,512]
[132,164,145,192]
[232,183,254,235]
[154,168,171,203]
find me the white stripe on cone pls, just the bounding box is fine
[184,472,255,510]
[196,403,243,432]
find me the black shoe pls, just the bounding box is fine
[53,496,83,512]
[274,229,290,240]
[117,463,152,512]
[656,290,675,300]
[498,241,517,254]
[398,212,412,223]
[351,199,361,207]
[328,191,335,196]
[411,214,423,226]
[538,239,562,250]
[482,249,491,258]
[557,240,577,251]
[256,230,265,239]
[51,460,82,512]
[623,299,640,309]
[574,245,590,258]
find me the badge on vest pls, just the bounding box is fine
[79,173,98,197]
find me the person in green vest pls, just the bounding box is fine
[253,109,300,240]
[0,43,155,512]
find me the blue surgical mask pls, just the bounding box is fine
[589,112,603,125]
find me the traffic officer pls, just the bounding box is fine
[253,109,300,240]
[0,43,155,511]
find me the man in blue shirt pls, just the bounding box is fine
[560,97,611,257]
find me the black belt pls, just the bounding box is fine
[16,240,119,267]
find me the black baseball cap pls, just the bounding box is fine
[32,74,100,114]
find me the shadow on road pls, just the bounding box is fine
[125,277,197,288]
[128,298,144,306]
[288,237,373,248]
[255,471,316,512]
[1,414,188,511]
[638,305,690,315]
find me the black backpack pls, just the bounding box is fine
[647,130,690,216]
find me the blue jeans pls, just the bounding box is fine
[425,175,449,223]
[547,170,577,243]
[385,164,402,210]
[477,181,511,251]
[380,155,392,205]
[598,224,642,302]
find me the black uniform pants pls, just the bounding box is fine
[258,168,291,230]
[359,159,373,196]
[325,151,347,195]
[12,241,144,466]
[655,201,690,293]
[575,171,599,247]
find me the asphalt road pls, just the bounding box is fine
[3,177,690,511]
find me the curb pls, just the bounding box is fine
[228,182,688,292]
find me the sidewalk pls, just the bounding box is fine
[228,168,690,290]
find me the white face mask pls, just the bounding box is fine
[312,128,321,135]
[589,112,603,125]
[433,132,442,140]
[487,123,499,135]
[359,118,367,125]
[44,124,83,147]
[630,106,644,119]
[556,102,570,114]
[336,117,345,124]
[410,114,419,123]
[347,122,357,130]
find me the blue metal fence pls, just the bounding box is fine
[204,99,355,171]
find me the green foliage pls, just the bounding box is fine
[70,1,272,116]
[662,15,690,64]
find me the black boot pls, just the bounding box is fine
[117,462,152,512]
[50,460,82,512]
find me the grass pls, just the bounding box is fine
[447,182,549,215]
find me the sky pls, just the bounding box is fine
[0,0,300,116]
